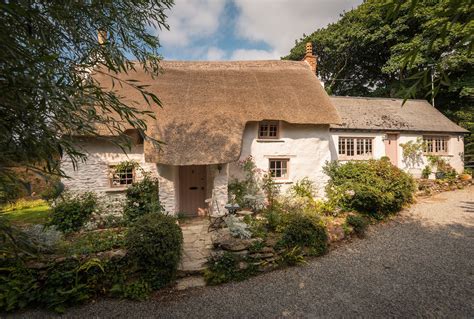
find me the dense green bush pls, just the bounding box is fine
[346,214,369,236]
[324,159,415,219]
[280,214,328,256]
[421,165,432,179]
[60,229,126,256]
[126,213,182,289]
[123,174,163,223]
[111,279,151,301]
[0,257,106,313]
[48,192,97,233]
[204,252,257,285]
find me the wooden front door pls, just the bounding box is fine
[384,133,399,166]
[179,165,207,217]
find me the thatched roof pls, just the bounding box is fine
[330,96,468,134]
[93,60,341,165]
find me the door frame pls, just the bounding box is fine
[384,133,399,166]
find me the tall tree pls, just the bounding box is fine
[284,0,473,168]
[0,0,173,199]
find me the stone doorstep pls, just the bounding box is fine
[176,276,206,290]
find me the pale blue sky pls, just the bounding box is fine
[157,0,362,61]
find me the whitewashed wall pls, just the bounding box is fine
[61,138,160,214]
[330,131,465,177]
[397,134,464,176]
[230,122,336,197]
[62,137,229,215]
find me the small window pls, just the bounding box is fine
[110,166,135,187]
[338,137,373,159]
[269,159,289,179]
[423,136,448,155]
[258,121,279,139]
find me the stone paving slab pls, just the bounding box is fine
[178,218,212,273]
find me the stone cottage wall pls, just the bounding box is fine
[61,137,158,215]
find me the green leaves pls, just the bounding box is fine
[0,0,173,188]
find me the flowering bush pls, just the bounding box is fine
[123,173,163,223]
[324,159,415,219]
[48,192,98,233]
[228,156,278,211]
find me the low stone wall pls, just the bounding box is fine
[416,178,472,196]
[211,228,281,272]
[210,218,349,272]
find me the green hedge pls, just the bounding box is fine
[123,175,163,223]
[126,213,183,289]
[280,214,328,256]
[48,192,97,233]
[324,159,415,219]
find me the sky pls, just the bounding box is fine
[156,0,362,61]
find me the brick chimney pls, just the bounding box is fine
[303,42,317,75]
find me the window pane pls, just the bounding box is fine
[347,139,354,156]
[338,138,345,155]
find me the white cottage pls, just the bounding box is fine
[62,45,467,217]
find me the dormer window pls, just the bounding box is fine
[258,121,279,139]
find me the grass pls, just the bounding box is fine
[59,228,127,256]
[1,200,51,225]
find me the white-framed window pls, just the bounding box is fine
[109,166,135,187]
[269,158,289,179]
[338,137,373,159]
[423,136,449,155]
[258,121,279,139]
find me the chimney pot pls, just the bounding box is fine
[306,42,313,55]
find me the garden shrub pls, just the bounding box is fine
[123,174,163,223]
[346,214,369,236]
[264,208,283,232]
[204,252,257,285]
[224,215,252,239]
[280,214,328,256]
[60,229,126,256]
[228,156,277,211]
[324,159,415,219]
[290,177,315,199]
[0,257,106,313]
[0,262,38,311]
[126,213,183,289]
[421,165,432,179]
[48,192,97,233]
[280,246,306,266]
[110,279,151,301]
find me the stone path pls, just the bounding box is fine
[178,218,212,274]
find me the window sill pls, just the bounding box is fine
[423,153,452,157]
[105,187,129,193]
[274,180,293,185]
[257,139,284,143]
[338,157,373,161]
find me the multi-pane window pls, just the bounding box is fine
[338,137,373,159]
[269,159,289,179]
[110,166,134,187]
[423,136,448,155]
[258,121,279,139]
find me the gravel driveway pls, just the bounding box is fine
[14,187,474,318]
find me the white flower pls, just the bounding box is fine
[345,190,355,197]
